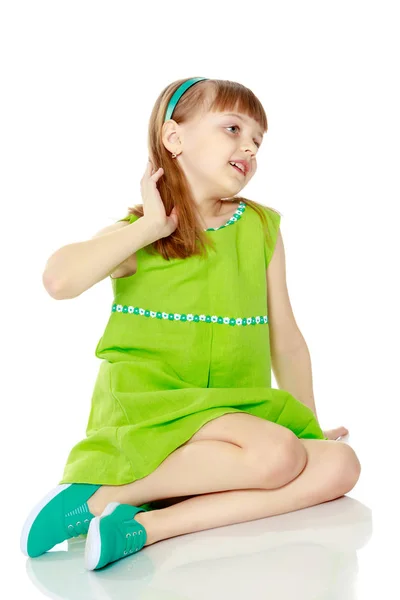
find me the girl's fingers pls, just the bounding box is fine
[146,160,163,179]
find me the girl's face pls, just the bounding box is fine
[162,108,264,204]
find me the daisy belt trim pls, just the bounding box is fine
[205,201,246,231]
[112,303,269,326]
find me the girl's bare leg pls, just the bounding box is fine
[134,439,361,546]
[88,420,308,516]
[88,438,305,515]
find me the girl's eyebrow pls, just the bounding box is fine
[221,112,264,139]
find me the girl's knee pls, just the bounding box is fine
[258,429,307,488]
[330,444,361,495]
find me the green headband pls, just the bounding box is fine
[164,77,209,122]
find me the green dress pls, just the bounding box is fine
[59,201,327,487]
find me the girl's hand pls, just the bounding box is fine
[323,426,349,441]
[140,159,179,239]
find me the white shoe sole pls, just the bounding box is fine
[20,484,72,557]
[84,502,121,570]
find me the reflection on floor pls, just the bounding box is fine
[24,494,372,600]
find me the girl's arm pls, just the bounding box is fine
[42,217,159,300]
[267,230,317,415]
[267,230,303,355]
[267,230,349,439]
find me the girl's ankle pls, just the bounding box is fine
[87,486,110,517]
[135,512,156,546]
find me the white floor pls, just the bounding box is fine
[12,429,398,599]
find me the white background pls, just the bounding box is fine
[1,0,399,597]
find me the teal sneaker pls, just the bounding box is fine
[20,483,101,558]
[84,502,148,571]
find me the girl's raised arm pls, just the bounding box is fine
[42,218,159,300]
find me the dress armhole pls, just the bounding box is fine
[262,207,282,267]
[116,213,141,224]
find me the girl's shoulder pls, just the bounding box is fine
[243,200,282,267]
[258,203,282,224]
[243,199,282,231]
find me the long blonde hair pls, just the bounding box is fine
[124,77,281,260]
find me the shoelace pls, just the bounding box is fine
[124,526,144,555]
[67,518,91,537]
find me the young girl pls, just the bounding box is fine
[20,77,360,571]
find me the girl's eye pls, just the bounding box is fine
[226,125,260,148]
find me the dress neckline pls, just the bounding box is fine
[204,201,246,232]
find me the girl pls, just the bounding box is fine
[20,77,360,571]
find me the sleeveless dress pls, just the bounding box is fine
[59,201,327,487]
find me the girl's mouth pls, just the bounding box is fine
[229,162,245,176]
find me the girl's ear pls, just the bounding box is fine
[162,120,184,155]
